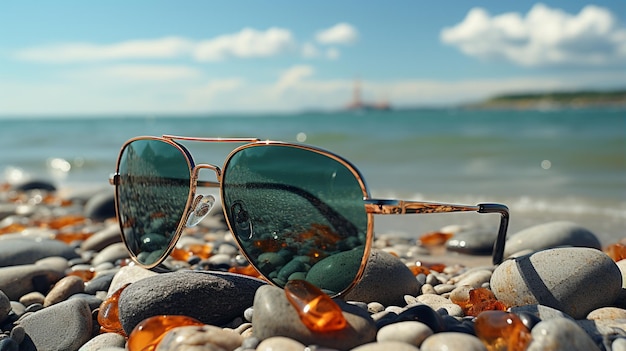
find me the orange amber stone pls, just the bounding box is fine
[604,243,626,262]
[0,223,28,235]
[408,265,431,276]
[67,268,96,282]
[186,243,213,259]
[451,287,507,317]
[40,214,86,230]
[170,247,192,261]
[419,231,454,247]
[54,231,93,244]
[284,280,347,332]
[474,311,532,351]
[127,315,205,351]
[98,283,131,336]
[228,264,261,278]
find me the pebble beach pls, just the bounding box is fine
[1,180,625,351]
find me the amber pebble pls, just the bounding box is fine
[170,247,191,262]
[474,310,532,351]
[67,268,96,282]
[41,214,86,230]
[54,231,93,244]
[187,243,213,259]
[408,264,430,276]
[0,223,28,235]
[127,315,205,351]
[451,287,507,317]
[284,279,347,332]
[604,243,626,262]
[228,264,261,278]
[97,283,131,336]
[419,232,454,247]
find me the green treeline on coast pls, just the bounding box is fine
[467,89,626,110]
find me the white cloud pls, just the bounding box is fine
[274,65,315,94]
[79,64,202,81]
[193,27,295,61]
[326,48,340,60]
[13,37,193,63]
[186,78,245,106]
[301,42,320,58]
[441,3,626,67]
[316,23,359,45]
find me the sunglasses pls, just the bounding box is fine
[110,135,509,297]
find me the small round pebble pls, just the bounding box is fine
[420,332,487,351]
[377,321,433,346]
[43,275,85,307]
[255,336,305,351]
[352,341,420,351]
[0,290,11,323]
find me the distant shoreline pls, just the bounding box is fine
[464,89,626,110]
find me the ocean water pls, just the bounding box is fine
[1,108,625,245]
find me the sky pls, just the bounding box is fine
[1,1,625,116]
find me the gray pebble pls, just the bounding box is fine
[446,228,497,255]
[420,332,487,351]
[119,271,265,334]
[344,250,421,306]
[0,264,64,300]
[18,298,93,351]
[0,337,19,351]
[80,225,122,252]
[613,338,626,351]
[352,341,420,351]
[78,333,126,351]
[0,290,10,323]
[9,325,25,344]
[19,291,45,307]
[526,317,601,351]
[0,238,79,267]
[503,221,601,258]
[91,243,129,266]
[155,325,243,351]
[491,247,622,319]
[252,285,376,350]
[377,321,433,346]
[255,337,305,351]
[44,275,85,307]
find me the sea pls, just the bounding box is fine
[1,108,625,246]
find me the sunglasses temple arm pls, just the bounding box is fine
[364,199,509,265]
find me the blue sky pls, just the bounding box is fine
[1,1,625,116]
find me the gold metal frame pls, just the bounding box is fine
[110,135,510,297]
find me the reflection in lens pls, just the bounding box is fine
[116,139,192,266]
[222,145,368,295]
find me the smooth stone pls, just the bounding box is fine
[446,228,497,255]
[509,304,574,321]
[343,249,421,306]
[503,221,601,258]
[0,264,64,300]
[155,325,243,351]
[18,298,93,351]
[84,272,115,295]
[13,180,56,192]
[91,243,129,266]
[617,260,626,288]
[436,304,464,317]
[35,256,70,272]
[43,275,85,307]
[0,238,79,267]
[416,294,451,308]
[78,333,126,351]
[118,271,265,334]
[10,301,26,317]
[420,332,487,351]
[255,337,305,351]
[83,190,116,221]
[10,325,25,344]
[526,318,601,351]
[614,338,626,351]
[80,225,122,252]
[454,270,492,288]
[107,265,158,297]
[0,290,10,324]
[252,285,377,350]
[491,247,622,319]
[395,304,446,333]
[377,321,433,346]
[69,293,104,311]
[0,338,19,351]
[352,341,420,351]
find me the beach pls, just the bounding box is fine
[0,108,625,350]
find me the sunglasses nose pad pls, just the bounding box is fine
[186,194,216,227]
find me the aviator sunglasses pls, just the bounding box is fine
[110,135,510,297]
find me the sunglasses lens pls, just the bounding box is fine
[116,139,192,266]
[222,145,368,295]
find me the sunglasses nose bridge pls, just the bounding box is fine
[193,163,222,183]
